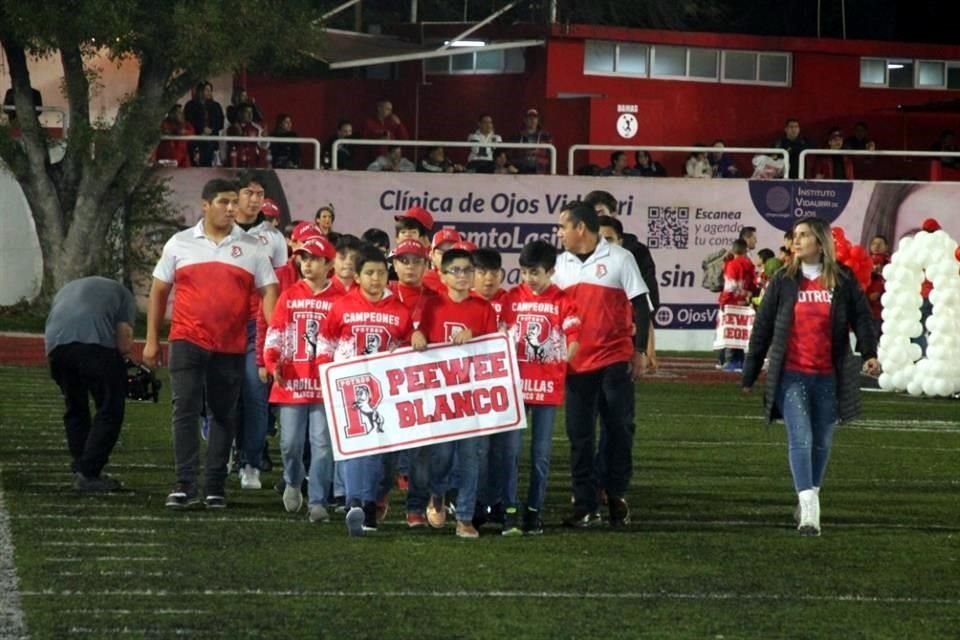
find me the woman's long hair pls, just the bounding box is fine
[784,217,839,290]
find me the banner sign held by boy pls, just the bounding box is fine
[320,334,527,460]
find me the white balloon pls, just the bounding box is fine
[908,343,923,361]
[878,373,893,390]
[922,378,938,396]
[907,380,924,396]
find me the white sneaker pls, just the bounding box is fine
[308,505,330,523]
[793,487,819,524]
[345,506,365,537]
[797,489,821,536]
[282,485,303,513]
[239,465,262,490]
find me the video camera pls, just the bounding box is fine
[125,358,162,403]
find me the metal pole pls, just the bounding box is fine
[316,0,361,23]
[410,0,417,23]
[549,0,558,23]
[441,1,519,49]
[841,0,847,39]
[817,0,821,38]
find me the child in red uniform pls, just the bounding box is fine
[867,235,890,339]
[375,239,439,527]
[718,238,757,372]
[263,237,342,521]
[423,228,462,294]
[331,234,363,293]
[317,245,414,537]
[502,240,580,534]
[414,248,498,539]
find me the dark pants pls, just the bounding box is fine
[565,362,636,513]
[49,344,127,477]
[169,340,244,495]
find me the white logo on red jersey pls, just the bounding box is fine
[443,322,467,342]
[352,325,389,355]
[517,314,550,362]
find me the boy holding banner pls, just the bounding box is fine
[317,245,414,536]
[413,248,499,539]
[717,239,757,373]
[502,241,581,534]
[263,236,342,522]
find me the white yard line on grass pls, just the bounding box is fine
[18,588,960,606]
[40,541,163,548]
[41,527,157,535]
[44,557,168,563]
[0,480,29,640]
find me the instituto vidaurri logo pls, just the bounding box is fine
[748,181,853,232]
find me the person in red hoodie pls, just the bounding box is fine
[414,248,499,539]
[502,240,580,535]
[263,237,342,523]
[317,245,414,537]
[422,228,462,294]
[718,238,757,372]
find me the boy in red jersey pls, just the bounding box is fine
[718,239,757,372]
[422,228,462,294]
[264,237,342,522]
[414,248,498,539]
[332,234,363,293]
[471,248,509,323]
[502,240,580,534]
[317,245,414,537]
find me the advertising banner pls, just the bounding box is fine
[319,334,526,461]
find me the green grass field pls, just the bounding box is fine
[1,363,959,639]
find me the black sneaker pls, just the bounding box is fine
[608,496,631,527]
[362,501,378,532]
[562,510,603,528]
[332,495,347,513]
[165,483,199,509]
[488,502,506,526]
[522,507,544,535]
[501,507,522,537]
[472,503,489,530]
[205,495,227,509]
[73,472,123,493]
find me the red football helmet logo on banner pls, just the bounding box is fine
[336,374,385,438]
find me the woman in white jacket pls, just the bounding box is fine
[467,114,501,173]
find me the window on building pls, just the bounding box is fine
[949,64,960,90]
[618,44,648,75]
[652,45,686,77]
[860,58,887,85]
[918,60,946,88]
[425,47,527,75]
[861,56,960,90]
[723,51,757,81]
[721,51,790,85]
[689,48,719,79]
[584,40,616,73]
[887,60,915,88]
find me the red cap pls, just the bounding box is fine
[526,108,539,117]
[292,221,322,242]
[390,239,430,259]
[395,206,434,232]
[296,236,336,260]
[451,240,478,252]
[431,228,462,250]
[261,199,280,219]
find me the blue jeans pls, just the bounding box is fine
[525,405,558,511]
[776,371,838,492]
[377,448,429,513]
[483,430,522,509]
[429,437,488,521]
[333,462,345,499]
[342,454,383,506]
[277,403,333,507]
[238,319,269,468]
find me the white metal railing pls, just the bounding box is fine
[798,148,960,179]
[332,138,558,174]
[568,144,791,178]
[160,134,323,170]
[2,105,69,133]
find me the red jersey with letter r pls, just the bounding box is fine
[153,220,277,354]
[552,238,648,373]
[418,291,498,344]
[785,276,833,373]
[502,283,580,405]
[318,288,413,362]
[263,280,344,403]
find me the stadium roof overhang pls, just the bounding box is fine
[312,29,545,70]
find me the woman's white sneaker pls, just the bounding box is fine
[797,489,821,536]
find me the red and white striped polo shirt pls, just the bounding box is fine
[552,237,648,373]
[153,220,278,354]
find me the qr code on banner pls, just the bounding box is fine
[647,207,689,249]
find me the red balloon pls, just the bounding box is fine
[922,218,941,232]
[850,245,867,260]
[955,246,960,263]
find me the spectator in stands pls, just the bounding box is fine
[183,81,224,167]
[866,234,889,339]
[368,145,415,172]
[493,148,519,174]
[814,128,850,180]
[709,140,740,178]
[226,104,264,168]
[156,104,194,167]
[226,87,263,126]
[3,86,43,123]
[466,114,502,173]
[844,121,871,150]
[419,146,463,173]
[324,120,355,170]
[773,117,809,179]
[632,150,667,177]
[363,99,409,145]
[684,145,712,178]
[931,130,959,168]
[514,107,552,174]
[600,151,632,177]
[270,113,301,169]
[315,205,335,237]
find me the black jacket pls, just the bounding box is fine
[742,266,876,424]
[622,234,659,310]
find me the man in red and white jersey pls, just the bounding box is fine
[234,170,287,490]
[143,178,278,509]
[552,201,652,528]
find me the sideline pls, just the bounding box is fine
[0,479,29,640]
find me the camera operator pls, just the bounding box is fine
[45,276,136,492]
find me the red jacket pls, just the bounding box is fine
[719,255,756,307]
[418,291,498,344]
[263,280,344,403]
[318,288,413,362]
[388,281,438,329]
[255,257,302,367]
[502,284,581,405]
[421,269,445,295]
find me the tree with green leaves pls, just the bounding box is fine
[0,1,322,299]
